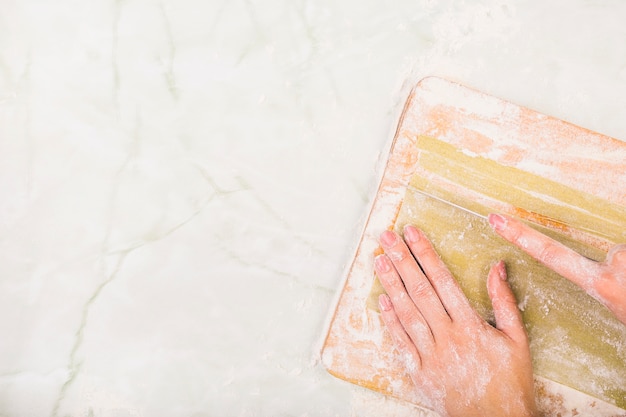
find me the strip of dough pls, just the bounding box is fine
[368,135,626,408]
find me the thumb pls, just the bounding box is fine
[487,261,528,345]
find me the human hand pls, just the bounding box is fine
[488,213,626,326]
[375,225,537,417]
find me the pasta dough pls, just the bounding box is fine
[368,136,626,408]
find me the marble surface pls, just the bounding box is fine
[2,1,626,416]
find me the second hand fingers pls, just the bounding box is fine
[489,213,602,292]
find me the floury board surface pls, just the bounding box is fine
[320,77,626,416]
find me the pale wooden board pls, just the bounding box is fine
[320,77,626,416]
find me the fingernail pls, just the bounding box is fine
[488,213,507,232]
[375,254,391,273]
[380,230,398,248]
[497,260,507,281]
[379,294,392,311]
[403,225,420,243]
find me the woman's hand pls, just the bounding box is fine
[488,213,626,325]
[375,225,537,417]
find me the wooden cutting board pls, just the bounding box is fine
[320,77,626,416]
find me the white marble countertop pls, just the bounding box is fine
[2,1,626,416]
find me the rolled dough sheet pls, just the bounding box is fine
[368,135,626,409]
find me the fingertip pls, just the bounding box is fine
[487,261,507,293]
[380,230,399,248]
[490,260,513,294]
[379,294,393,312]
[487,261,527,342]
[488,213,509,232]
[487,262,500,302]
[374,254,392,273]
[403,224,421,243]
[489,259,506,280]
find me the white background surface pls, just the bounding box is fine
[2,1,626,416]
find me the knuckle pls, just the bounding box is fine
[392,337,408,352]
[378,268,402,288]
[411,242,434,261]
[385,274,405,290]
[427,268,452,285]
[407,279,434,299]
[509,227,528,248]
[382,319,407,348]
[396,306,421,326]
[387,247,408,262]
[538,244,560,265]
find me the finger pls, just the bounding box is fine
[488,213,602,292]
[487,261,528,345]
[379,230,451,329]
[375,254,436,350]
[379,294,426,370]
[605,244,626,270]
[403,225,476,322]
[598,245,626,324]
